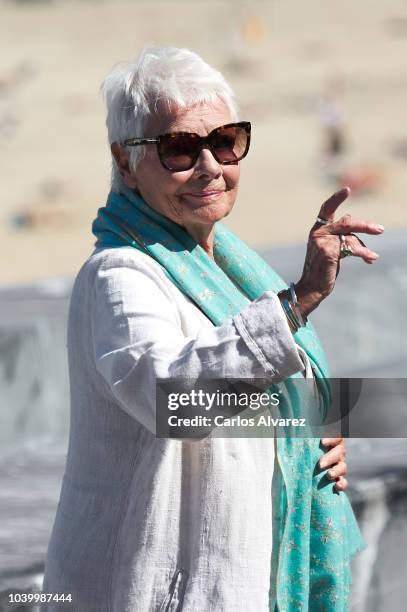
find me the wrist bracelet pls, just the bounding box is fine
[289,282,307,327]
[280,297,298,333]
[283,297,300,332]
[277,284,308,334]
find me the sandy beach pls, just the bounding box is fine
[0,0,406,285]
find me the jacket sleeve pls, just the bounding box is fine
[91,249,305,435]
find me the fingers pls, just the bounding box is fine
[334,476,348,492]
[319,442,346,469]
[317,186,351,224]
[341,238,379,263]
[321,437,344,448]
[320,439,349,492]
[312,218,383,263]
[329,214,385,236]
[326,460,347,480]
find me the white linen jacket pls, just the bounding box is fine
[41,246,313,612]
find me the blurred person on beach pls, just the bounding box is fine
[317,76,348,184]
[317,77,383,196]
[41,46,384,611]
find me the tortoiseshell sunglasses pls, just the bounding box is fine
[123,121,251,172]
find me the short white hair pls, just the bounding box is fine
[101,45,239,192]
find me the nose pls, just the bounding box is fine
[192,146,222,179]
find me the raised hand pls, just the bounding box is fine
[295,186,384,318]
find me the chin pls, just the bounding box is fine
[187,203,233,225]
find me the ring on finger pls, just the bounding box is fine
[339,234,353,258]
[316,216,329,225]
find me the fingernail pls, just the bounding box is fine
[319,460,327,468]
[376,225,385,232]
[328,469,336,478]
[370,252,379,259]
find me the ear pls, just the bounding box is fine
[110,142,138,189]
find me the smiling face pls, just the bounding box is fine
[115,99,241,237]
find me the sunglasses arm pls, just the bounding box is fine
[123,138,159,147]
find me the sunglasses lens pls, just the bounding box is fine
[158,133,199,171]
[210,125,248,163]
[157,124,250,171]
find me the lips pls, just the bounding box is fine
[182,190,224,199]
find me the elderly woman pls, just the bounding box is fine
[42,46,383,611]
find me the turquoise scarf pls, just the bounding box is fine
[93,189,366,611]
